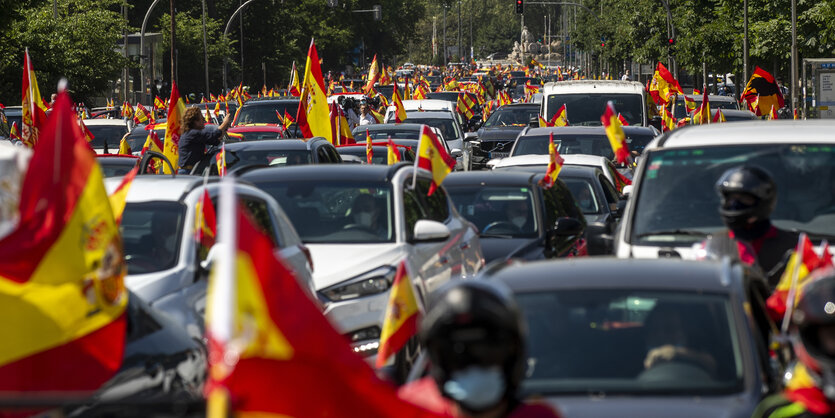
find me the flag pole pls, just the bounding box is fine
[781,233,807,335]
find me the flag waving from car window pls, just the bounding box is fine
[601,101,630,165]
[415,125,456,196]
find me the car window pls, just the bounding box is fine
[326,145,341,163]
[316,147,329,163]
[86,124,128,148]
[414,179,450,222]
[545,93,644,126]
[599,174,620,205]
[557,178,594,215]
[120,201,186,274]
[446,186,538,237]
[241,197,280,247]
[512,134,614,160]
[225,149,311,169]
[403,187,423,241]
[236,103,297,125]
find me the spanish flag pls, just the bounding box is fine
[216,142,227,177]
[365,54,380,93]
[141,131,164,173]
[691,90,710,125]
[416,125,455,196]
[289,61,301,97]
[683,95,696,113]
[194,189,217,250]
[661,102,676,132]
[392,79,408,123]
[601,102,630,164]
[79,119,95,143]
[768,104,779,120]
[0,91,127,393]
[552,104,569,126]
[118,135,131,155]
[154,95,166,110]
[21,49,48,148]
[712,108,727,123]
[456,93,475,120]
[205,184,439,417]
[741,66,785,117]
[617,113,629,126]
[108,165,139,225]
[163,82,186,173]
[766,234,823,320]
[539,132,564,189]
[133,103,151,124]
[296,39,333,143]
[376,260,422,368]
[282,110,295,131]
[366,132,374,164]
[388,138,401,165]
[648,62,683,105]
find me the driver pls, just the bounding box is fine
[350,194,382,234]
[642,304,716,376]
[148,211,179,266]
[505,199,531,231]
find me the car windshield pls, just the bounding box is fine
[338,147,411,164]
[517,289,742,396]
[445,186,538,237]
[425,92,460,103]
[120,201,185,275]
[632,144,835,244]
[546,93,644,126]
[512,134,615,160]
[231,130,283,141]
[674,99,739,119]
[406,117,461,141]
[484,107,540,128]
[226,149,311,169]
[254,181,395,243]
[86,124,127,148]
[562,178,600,214]
[236,103,297,125]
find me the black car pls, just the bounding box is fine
[191,138,341,175]
[471,103,540,169]
[482,258,777,418]
[336,143,415,164]
[234,98,299,127]
[444,171,587,263]
[97,155,139,177]
[352,123,428,142]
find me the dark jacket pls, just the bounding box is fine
[178,125,222,169]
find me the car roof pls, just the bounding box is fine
[82,119,129,126]
[542,80,645,95]
[521,126,654,136]
[104,175,206,202]
[401,99,454,110]
[360,123,425,132]
[680,94,737,102]
[488,258,736,293]
[648,120,835,149]
[241,163,409,183]
[493,154,607,168]
[403,111,455,119]
[225,139,319,151]
[444,170,537,187]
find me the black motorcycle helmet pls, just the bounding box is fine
[794,270,835,372]
[715,165,777,229]
[419,280,526,412]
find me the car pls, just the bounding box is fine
[506,126,658,164]
[227,124,286,141]
[240,164,484,367]
[352,122,448,148]
[443,171,587,263]
[190,137,342,175]
[336,142,416,164]
[483,257,778,418]
[104,176,315,338]
[233,97,299,126]
[392,111,467,165]
[97,154,140,177]
[673,94,740,119]
[82,118,131,154]
[541,80,648,126]
[4,106,23,131]
[471,103,542,169]
[494,154,632,193]
[384,99,466,130]
[615,121,835,260]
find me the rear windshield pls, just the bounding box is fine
[86,124,128,148]
[236,102,298,126]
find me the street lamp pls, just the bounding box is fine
[140,0,162,104]
[223,0,257,93]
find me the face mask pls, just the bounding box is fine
[443,366,506,412]
[511,216,526,228]
[354,212,373,227]
[580,199,592,209]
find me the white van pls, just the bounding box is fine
[541,80,647,127]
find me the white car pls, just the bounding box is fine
[615,120,835,260]
[541,80,647,126]
[385,99,466,129]
[492,154,625,190]
[83,118,131,154]
[104,175,315,339]
[241,164,484,364]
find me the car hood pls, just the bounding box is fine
[541,394,755,418]
[307,243,406,289]
[479,236,541,263]
[477,126,525,141]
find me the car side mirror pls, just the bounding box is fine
[553,217,584,236]
[529,116,539,127]
[450,148,463,158]
[412,219,451,243]
[464,132,478,142]
[622,185,633,197]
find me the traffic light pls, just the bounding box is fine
[516,0,524,14]
[667,37,675,46]
[600,37,606,47]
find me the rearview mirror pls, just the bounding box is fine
[529,116,539,127]
[412,219,451,242]
[464,132,478,142]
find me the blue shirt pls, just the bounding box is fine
[178,125,223,168]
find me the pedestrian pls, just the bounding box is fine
[359,102,376,126]
[176,107,232,174]
[701,165,798,287]
[621,70,631,81]
[398,280,562,418]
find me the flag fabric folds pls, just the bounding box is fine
[601,102,630,164]
[766,234,825,321]
[216,143,227,177]
[692,90,710,125]
[648,62,683,105]
[366,133,373,164]
[376,260,421,368]
[365,54,380,93]
[712,108,727,123]
[289,62,301,97]
[392,79,407,123]
[416,125,456,196]
[617,113,629,126]
[108,165,139,225]
[118,135,132,155]
[21,49,48,148]
[539,132,564,189]
[387,138,401,165]
[141,131,164,173]
[661,102,677,132]
[195,189,217,249]
[163,82,186,173]
[0,91,127,392]
[296,39,333,143]
[133,103,151,125]
[741,66,785,116]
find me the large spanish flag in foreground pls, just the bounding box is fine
[601,102,630,164]
[741,66,785,117]
[163,82,186,173]
[205,182,438,417]
[376,261,421,368]
[416,125,455,196]
[296,39,333,143]
[0,91,127,393]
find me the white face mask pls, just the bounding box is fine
[511,216,526,228]
[354,211,373,227]
[443,366,506,412]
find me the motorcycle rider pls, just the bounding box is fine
[398,280,561,418]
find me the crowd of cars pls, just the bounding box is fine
[3,76,832,417]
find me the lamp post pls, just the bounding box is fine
[202,0,210,99]
[791,0,797,112]
[141,0,162,104]
[223,0,257,93]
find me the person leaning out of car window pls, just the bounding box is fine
[177,107,232,174]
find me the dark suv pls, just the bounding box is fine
[191,137,341,175]
[471,103,540,169]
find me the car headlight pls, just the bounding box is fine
[320,266,395,302]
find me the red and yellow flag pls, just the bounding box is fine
[712,108,727,123]
[365,54,380,93]
[163,82,186,173]
[79,119,95,143]
[456,93,475,120]
[692,90,711,125]
[195,189,217,249]
[416,125,455,196]
[768,104,779,120]
[0,91,127,393]
[133,103,151,124]
[376,260,421,368]
[21,49,48,148]
[741,66,785,116]
[617,113,629,126]
[289,62,301,97]
[282,110,295,131]
[661,102,677,132]
[296,39,333,143]
[118,136,132,155]
[648,62,683,105]
[108,165,139,225]
[684,95,696,114]
[154,96,166,110]
[539,132,564,189]
[766,234,823,320]
[366,131,373,164]
[216,143,227,176]
[387,138,401,165]
[392,79,407,123]
[141,131,164,173]
[601,102,630,164]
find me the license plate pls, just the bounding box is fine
[490,152,509,159]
